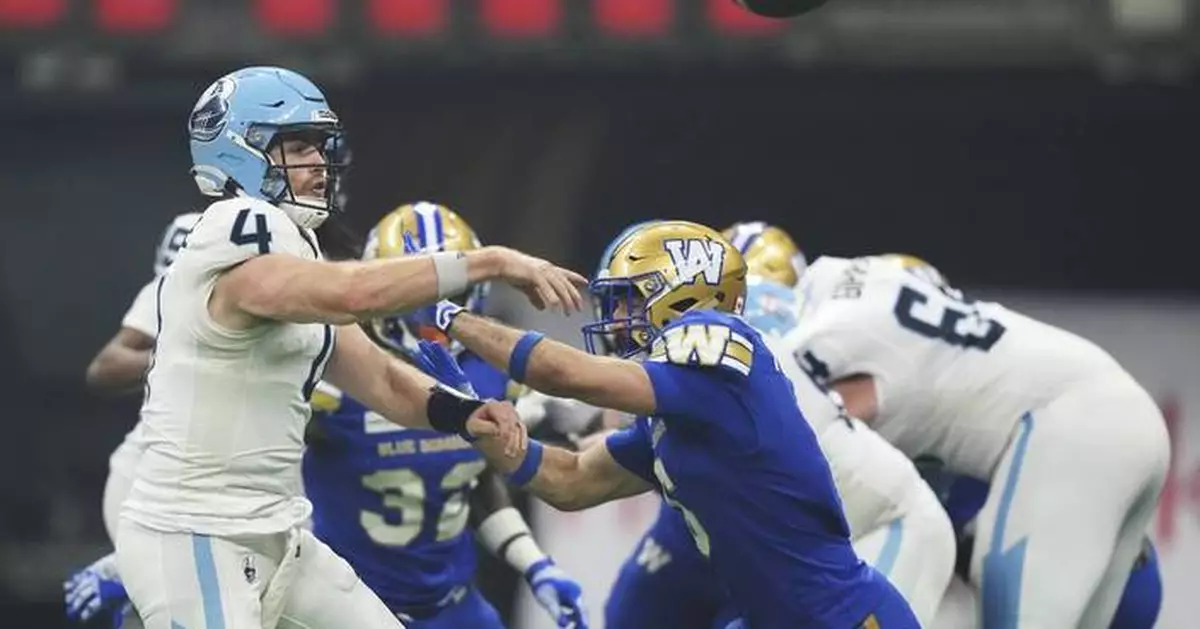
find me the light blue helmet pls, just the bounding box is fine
[187,66,345,229]
[743,276,801,337]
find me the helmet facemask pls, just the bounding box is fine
[583,272,668,359]
[253,124,348,229]
[364,202,489,360]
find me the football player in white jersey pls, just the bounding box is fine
[725,222,957,626]
[779,250,1169,629]
[65,212,201,629]
[115,66,577,629]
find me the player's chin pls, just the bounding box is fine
[736,0,832,18]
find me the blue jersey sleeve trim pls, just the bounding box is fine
[605,423,656,484]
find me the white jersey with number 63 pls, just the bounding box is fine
[780,255,1127,480]
[123,197,335,536]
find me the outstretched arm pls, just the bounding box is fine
[407,336,652,512]
[216,244,586,328]
[446,312,658,417]
[216,247,505,326]
[473,434,652,512]
[325,324,526,455]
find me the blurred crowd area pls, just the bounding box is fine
[1,1,1198,626]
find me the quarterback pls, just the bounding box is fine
[114,66,575,629]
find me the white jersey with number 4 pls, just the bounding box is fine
[782,255,1127,479]
[122,197,335,537]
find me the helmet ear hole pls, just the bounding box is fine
[670,297,698,313]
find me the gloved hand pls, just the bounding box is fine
[416,300,465,335]
[415,340,476,397]
[64,554,131,628]
[526,558,589,629]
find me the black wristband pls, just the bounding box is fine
[426,385,484,441]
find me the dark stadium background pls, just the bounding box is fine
[0,1,1196,627]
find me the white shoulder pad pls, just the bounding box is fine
[796,256,855,314]
[185,198,320,276]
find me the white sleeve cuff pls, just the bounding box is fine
[476,507,547,574]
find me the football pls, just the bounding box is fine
[735,0,831,18]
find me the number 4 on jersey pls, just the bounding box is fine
[230,208,272,254]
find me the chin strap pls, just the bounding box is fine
[278,199,329,230]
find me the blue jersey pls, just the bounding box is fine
[606,501,725,629]
[302,352,508,612]
[606,310,889,628]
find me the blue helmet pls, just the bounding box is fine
[743,276,801,337]
[187,66,346,228]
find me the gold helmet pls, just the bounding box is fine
[364,201,487,357]
[721,221,807,288]
[583,220,747,357]
[881,253,950,291]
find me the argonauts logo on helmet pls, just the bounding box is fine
[188,77,236,143]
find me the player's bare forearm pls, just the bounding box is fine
[225,247,505,325]
[474,435,652,511]
[334,247,505,319]
[329,326,527,457]
[84,328,154,395]
[830,374,879,423]
[326,324,439,430]
[449,313,657,416]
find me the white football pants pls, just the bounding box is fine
[117,519,404,629]
[970,373,1169,629]
[853,478,956,627]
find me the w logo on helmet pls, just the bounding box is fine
[189,77,236,143]
[664,238,725,285]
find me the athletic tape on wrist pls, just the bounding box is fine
[432,251,469,300]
